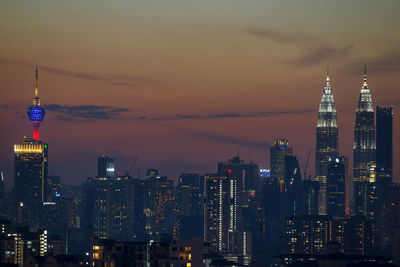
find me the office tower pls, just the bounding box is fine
[144,171,174,240]
[203,174,229,253]
[280,155,303,221]
[87,176,111,239]
[300,180,319,216]
[97,156,115,178]
[353,68,376,216]
[217,156,258,263]
[14,139,48,226]
[326,157,345,220]
[270,139,293,191]
[316,71,339,216]
[109,175,135,241]
[376,106,393,183]
[27,66,46,141]
[176,173,203,240]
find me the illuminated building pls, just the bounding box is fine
[353,68,376,216]
[97,156,115,178]
[316,71,339,216]
[300,180,319,216]
[13,67,49,226]
[376,106,393,183]
[215,156,258,264]
[270,139,293,191]
[284,215,334,254]
[86,175,111,239]
[326,157,345,220]
[14,138,48,225]
[109,174,135,241]
[27,66,46,141]
[143,171,174,239]
[344,215,372,255]
[203,174,228,253]
[176,173,203,240]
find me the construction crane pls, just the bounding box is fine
[125,156,139,177]
[304,149,311,180]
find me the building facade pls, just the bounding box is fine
[353,70,376,216]
[316,72,339,216]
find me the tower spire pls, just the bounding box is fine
[325,65,331,89]
[35,65,38,98]
[27,66,46,141]
[362,64,368,89]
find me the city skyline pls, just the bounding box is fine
[1,1,399,188]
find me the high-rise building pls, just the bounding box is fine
[270,139,293,192]
[344,215,373,255]
[109,175,135,241]
[203,174,228,253]
[353,68,376,216]
[283,155,302,215]
[97,156,115,178]
[326,157,345,220]
[285,215,335,254]
[316,71,339,215]
[14,139,49,225]
[216,156,258,264]
[376,106,393,183]
[143,172,174,240]
[175,173,203,240]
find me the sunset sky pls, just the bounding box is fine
[1,0,399,188]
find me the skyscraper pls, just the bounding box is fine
[326,157,345,220]
[203,174,228,253]
[14,139,49,225]
[97,156,115,178]
[376,106,393,183]
[143,171,174,241]
[353,68,375,216]
[216,156,258,264]
[270,139,293,192]
[315,71,339,215]
[175,173,203,240]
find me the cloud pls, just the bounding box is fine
[245,28,313,45]
[137,109,315,121]
[346,53,400,74]
[45,104,130,120]
[245,28,353,66]
[155,123,270,149]
[293,46,353,66]
[0,58,164,89]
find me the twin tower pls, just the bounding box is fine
[316,68,377,215]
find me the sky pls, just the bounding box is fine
[0,0,399,188]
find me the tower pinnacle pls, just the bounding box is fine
[35,65,38,98]
[363,64,368,89]
[27,66,46,141]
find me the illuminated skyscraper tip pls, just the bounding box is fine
[363,64,368,88]
[35,65,38,98]
[27,66,46,141]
